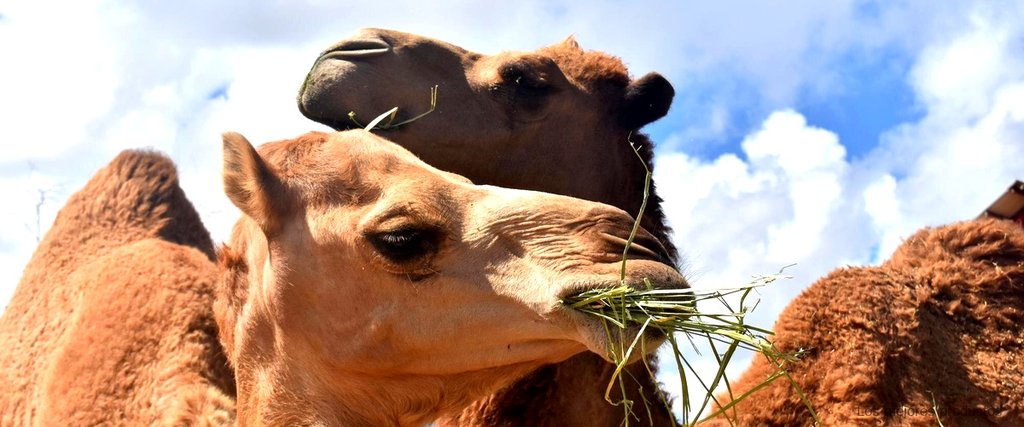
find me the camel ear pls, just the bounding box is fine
[560,35,581,50]
[222,132,285,235]
[619,72,674,129]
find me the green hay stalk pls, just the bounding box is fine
[560,136,820,426]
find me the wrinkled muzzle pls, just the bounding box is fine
[550,211,688,363]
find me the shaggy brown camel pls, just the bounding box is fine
[0,151,235,425]
[299,28,678,426]
[703,218,1024,426]
[214,129,687,426]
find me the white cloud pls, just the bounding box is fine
[0,170,63,306]
[911,12,1024,120]
[862,173,901,260]
[176,47,333,243]
[743,112,848,263]
[657,110,859,295]
[866,8,1024,256]
[0,0,117,161]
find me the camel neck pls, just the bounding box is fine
[232,351,545,426]
[236,371,424,427]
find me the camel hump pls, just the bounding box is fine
[48,149,215,259]
[888,218,1024,268]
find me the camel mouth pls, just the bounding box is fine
[320,38,391,60]
[557,275,684,361]
[564,304,669,363]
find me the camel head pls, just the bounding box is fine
[216,130,687,426]
[298,28,674,207]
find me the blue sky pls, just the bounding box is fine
[1,0,1023,420]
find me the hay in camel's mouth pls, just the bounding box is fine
[560,270,816,426]
[560,138,820,427]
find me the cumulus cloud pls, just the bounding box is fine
[0,0,117,162]
[865,7,1024,256]
[658,110,862,299]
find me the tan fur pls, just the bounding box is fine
[704,218,1024,426]
[300,28,679,427]
[0,151,235,425]
[214,130,687,426]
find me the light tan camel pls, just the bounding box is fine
[215,129,687,426]
[299,28,678,426]
[702,218,1024,426]
[0,151,235,425]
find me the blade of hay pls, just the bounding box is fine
[931,392,945,427]
[637,337,679,427]
[385,85,438,128]
[604,316,655,402]
[778,358,819,422]
[694,336,739,420]
[618,136,652,282]
[363,107,399,131]
[698,368,786,423]
[665,333,691,422]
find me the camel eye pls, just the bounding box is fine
[500,64,552,96]
[367,227,440,264]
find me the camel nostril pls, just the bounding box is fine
[632,233,673,265]
[598,231,672,265]
[321,37,391,59]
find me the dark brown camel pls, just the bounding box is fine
[299,28,679,427]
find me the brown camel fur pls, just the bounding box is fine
[703,218,1024,426]
[299,28,679,427]
[214,130,687,426]
[0,151,235,425]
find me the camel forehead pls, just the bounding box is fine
[351,28,470,55]
[348,28,632,90]
[258,131,418,172]
[322,130,425,166]
[257,130,466,201]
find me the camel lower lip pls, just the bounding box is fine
[561,303,668,363]
[588,322,667,363]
